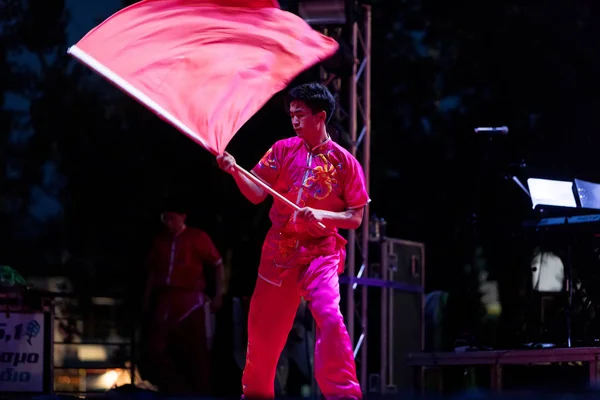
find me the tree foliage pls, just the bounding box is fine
[2,0,600,308]
[1,0,71,268]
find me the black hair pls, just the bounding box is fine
[160,198,188,215]
[287,82,336,123]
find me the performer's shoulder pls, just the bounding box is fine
[269,136,303,155]
[186,227,210,239]
[328,140,360,163]
[273,136,301,149]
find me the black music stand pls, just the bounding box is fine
[527,178,578,348]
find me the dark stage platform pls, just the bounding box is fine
[15,387,600,400]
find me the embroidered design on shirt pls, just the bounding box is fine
[277,236,298,260]
[304,154,339,200]
[258,148,277,169]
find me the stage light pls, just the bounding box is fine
[98,370,120,390]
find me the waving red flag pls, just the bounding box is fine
[68,0,339,155]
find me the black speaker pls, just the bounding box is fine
[339,237,425,394]
[382,238,425,394]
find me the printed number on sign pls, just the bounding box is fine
[0,323,25,342]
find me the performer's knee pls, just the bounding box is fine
[312,303,345,336]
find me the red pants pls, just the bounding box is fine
[146,292,211,395]
[242,253,362,399]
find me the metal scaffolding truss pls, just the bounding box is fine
[312,2,372,388]
[347,5,371,387]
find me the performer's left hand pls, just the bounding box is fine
[296,207,336,235]
[296,207,325,224]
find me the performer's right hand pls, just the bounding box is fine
[216,151,237,174]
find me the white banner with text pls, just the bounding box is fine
[0,312,45,392]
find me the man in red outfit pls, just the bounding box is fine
[143,202,224,395]
[217,83,369,399]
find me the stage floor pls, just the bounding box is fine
[14,347,600,399]
[20,390,600,400]
[408,347,600,393]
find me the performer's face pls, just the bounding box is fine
[289,100,326,139]
[161,212,186,233]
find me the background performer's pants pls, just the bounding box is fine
[146,293,211,395]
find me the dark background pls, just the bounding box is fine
[2,0,600,348]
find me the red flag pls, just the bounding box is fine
[68,0,339,154]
